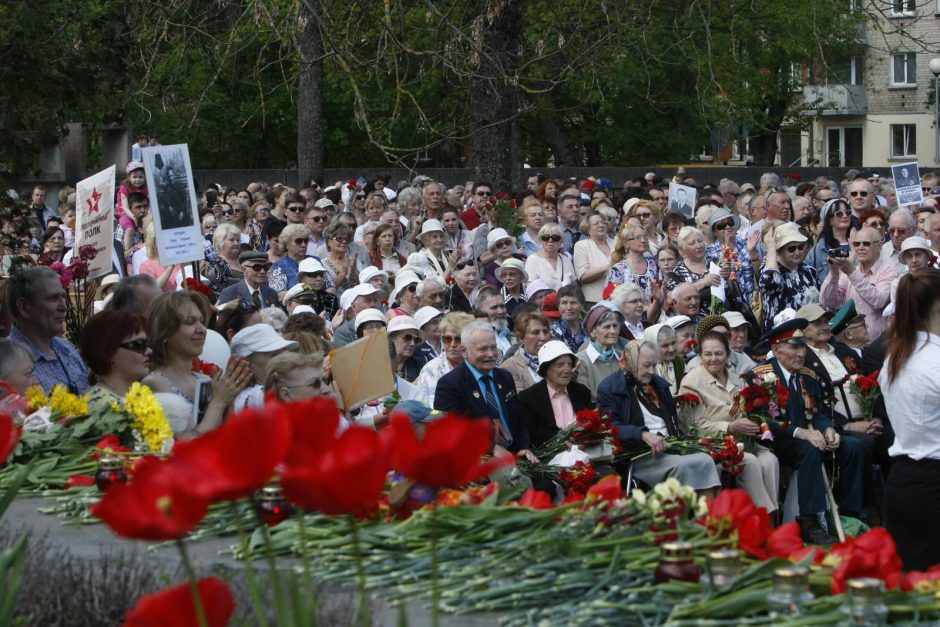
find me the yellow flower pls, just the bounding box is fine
[47,385,89,416]
[25,385,48,411]
[124,382,173,452]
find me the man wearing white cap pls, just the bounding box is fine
[332,283,383,347]
[412,306,444,367]
[230,324,298,412]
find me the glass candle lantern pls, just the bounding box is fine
[841,577,888,626]
[654,541,700,584]
[256,484,294,526]
[95,456,128,492]
[767,565,814,617]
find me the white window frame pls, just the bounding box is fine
[890,0,916,15]
[890,124,916,158]
[890,51,917,86]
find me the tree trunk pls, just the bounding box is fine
[469,0,523,192]
[297,4,325,186]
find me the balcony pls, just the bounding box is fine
[803,84,867,116]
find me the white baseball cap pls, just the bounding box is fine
[230,324,298,357]
[413,306,443,329]
[297,258,327,275]
[527,279,553,296]
[665,315,693,330]
[339,283,383,311]
[359,266,389,285]
[314,198,336,210]
[721,311,749,329]
[387,315,421,335]
[291,305,316,316]
[354,308,387,330]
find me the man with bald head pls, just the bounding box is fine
[820,226,898,340]
[846,178,875,219]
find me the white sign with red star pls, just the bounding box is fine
[76,165,116,279]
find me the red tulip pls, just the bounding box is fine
[708,489,758,531]
[92,457,209,541]
[169,407,291,502]
[518,489,553,509]
[0,414,21,464]
[901,564,940,593]
[281,426,387,516]
[123,576,234,627]
[383,413,512,489]
[767,522,805,559]
[92,434,130,459]
[586,475,624,504]
[277,396,342,466]
[66,474,95,488]
[828,528,903,594]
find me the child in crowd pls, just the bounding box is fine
[116,161,148,253]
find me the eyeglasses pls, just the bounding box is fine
[635,212,653,219]
[284,376,329,390]
[713,220,734,231]
[442,335,462,345]
[287,205,305,213]
[243,262,273,272]
[119,338,150,354]
[293,238,310,246]
[848,191,869,197]
[204,223,218,230]
[831,210,850,218]
[783,243,807,253]
[850,240,876,248]
[221,209,235,216]
[540,234,563,242]
[331,236,349,243]
[887,227,910,234]
[400,333,422,344]
[866,221,884,229]
[307,215,326,222]
[494,240,512,248]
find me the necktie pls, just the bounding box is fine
[481,374,512,446]
[789,373,804,423]
[252,290,262,309]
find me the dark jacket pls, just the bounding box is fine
[596,371,679,446]
[443,285,473,313]
[434,363,522,450]
[516,379,593,448]
[747,358,833,438]
[217,280,281,309]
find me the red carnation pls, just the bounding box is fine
[518,489,553,510]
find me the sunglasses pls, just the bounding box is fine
[831,209,850,218]
[331,236,349,243]
[848,191,869,197]
[541,234,563,242]
[713,220,734,231]
[494,239,512,248]
[307,215,326,222]
[783,243,807,253]
[355,194,366,200]
[442,335,462,345]
[454,260,475,271]
[119,338,150,354]
[475,190,491,196]
[287,205,305,213]
[244,262,273,272]
[850,240,876,248]
[293,238,310,246]
[204,223,218,229]
[635,212,653,219]
[400,333,422,344]
[221,209,235,216]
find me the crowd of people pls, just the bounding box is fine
[0,166,938,569]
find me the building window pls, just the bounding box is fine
[891,0,915,15]
[827,56,863,85]
[891,52,916,85]
[891,124,916,158]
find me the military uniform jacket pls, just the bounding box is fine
[748,358,834,439]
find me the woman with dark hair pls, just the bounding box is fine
[807,198,853,285]
[661,212,688,248]
[142,292,250,436]
[40,226,67,261]
[214,301,262,342]
[322,222,359,293]
[369,223,407,280]
[80,310,152,412]
[880,268,940,570]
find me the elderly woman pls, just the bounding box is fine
[40,226,67,261]
[230,323,299,412]
[443,260,478,313]
[322,222,359,294]
[202,223,243,296]
[483,228,524,288]
[387,315,424,382]
[143,292,251,436]
[662,212,687,248]
[526,223,575,290]
[678,330,778,511]
[250,199,273,246]
[502,311,551,393]
[80,310,152,412]
[408,219,458,280]
[610,283,647,340]
[517,340,593,448]
[368,223,407,280]
[414,312,475,405]
[576,303,624,401]
[574,212,615,305]
[0,338,36,396]
[268,223,312,296]
[666,226,723,317]
[496,258,527,317]
[597,340,720,494]
[265,351,336,405]
[706,207,758,306]
[644,323,683,394]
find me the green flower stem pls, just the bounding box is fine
[254,507,290,626]
[175,539,209,627]
[349,516,370,627]
[430,505,440,627]
[230,501,269,627]
[296,508,318,625]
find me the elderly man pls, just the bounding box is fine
[881,209,916,271]
[670,283,701,325]
[475,287,513,361]
[7,267,89,393]
[758,223,818,332]
[518,203,545,257]
[109,274,162,318]
[749,318,866,545]
[434,320,533,460]
[820,227,897,341]
[556,194,583,255]
[416,276,445,309]
[421,181,445,220]
[218,251,280,309]
[846,178,875,219]
[331,283,383,347]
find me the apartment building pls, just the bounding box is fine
[786,0,940,169]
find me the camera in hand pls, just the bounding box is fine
[828,247,849,259]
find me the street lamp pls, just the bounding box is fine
[929,58,940,164]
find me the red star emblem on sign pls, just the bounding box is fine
[86,188,102,214]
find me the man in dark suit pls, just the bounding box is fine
[748,318,866,545]
[434,320,535,461]
[217,251,281,309]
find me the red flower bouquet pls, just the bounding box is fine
[558,460,597,494]
[735,372,790,442]
[571,408,623,454]
[700,435,745,478]
[848,370,882,419]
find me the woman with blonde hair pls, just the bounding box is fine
[202,223,244,296]
[140,221,183,292]
[625,199,662,252]
[665,226,723,316]
[608,223,662,320]
[265,351,335,404]
[525,223,575,290]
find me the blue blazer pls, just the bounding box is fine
[596,371,679,446]
[433,363,523,450]
[217,280,281,309]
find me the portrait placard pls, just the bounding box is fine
[892,162,923,207]
[668,183,697,219]
[75,165,116,279]
[141,144,204,266]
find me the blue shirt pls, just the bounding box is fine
[10,325,90,394]
[465,362,513,446]
[519,232,541,257]
[268,256,301,293]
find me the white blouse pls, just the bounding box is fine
[525,253,575,290]
[880,332,940,461]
